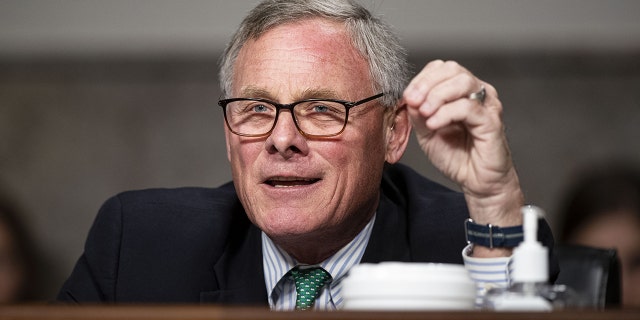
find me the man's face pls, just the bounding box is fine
[225,18,396,245]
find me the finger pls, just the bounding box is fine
[425,98,495,132]
[407,104,432,138]
[404,60,483,115]
[404,60,459,106]
[479,83,502,112]
[481,81,500,107]
[418,72,481,117]
[467,86,486,105]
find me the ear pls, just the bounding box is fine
[384,100,411,164]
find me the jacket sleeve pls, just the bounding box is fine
[57,194,124,302]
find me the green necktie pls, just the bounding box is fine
[290,266,332,310]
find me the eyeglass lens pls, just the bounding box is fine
[224,100,348,136]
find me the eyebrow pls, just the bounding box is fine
[296,88,341,101]
[238,87,342,102]
[238,87,273,100]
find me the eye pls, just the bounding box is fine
[252,104,270,113]
[313,104,330,113]
[296,101,344,118]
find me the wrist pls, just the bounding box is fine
[469,244,514,258]
[464,187,524,226]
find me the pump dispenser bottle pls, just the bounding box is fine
[484,206,578,311]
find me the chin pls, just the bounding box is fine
[259,211,324,237]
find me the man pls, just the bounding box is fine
[58,0,557,309]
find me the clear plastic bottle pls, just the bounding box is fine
[484,206,581,311]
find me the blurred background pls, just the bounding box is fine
[1,0,639,300]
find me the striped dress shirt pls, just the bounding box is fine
[262,214,376,310]
[262,214,512,310]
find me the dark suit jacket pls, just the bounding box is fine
[57,163,558,304]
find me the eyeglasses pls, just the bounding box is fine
[218,93,384,138]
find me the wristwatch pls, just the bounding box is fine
[464,218,524,248]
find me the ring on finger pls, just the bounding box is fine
[468,86,486,104]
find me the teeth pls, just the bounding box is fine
[272,177,314,182]
[267,177,318,187]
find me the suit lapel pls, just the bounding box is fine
[201,216,268,306]
[361,193,411,263]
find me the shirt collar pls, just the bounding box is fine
[262,213,376,305]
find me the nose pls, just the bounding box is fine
[265,110,309,159]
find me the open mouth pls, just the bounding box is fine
[265,177,320,188]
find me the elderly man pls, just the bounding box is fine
[58,0,557,310]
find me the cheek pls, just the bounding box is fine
[227,138,263,186]
[335,121,387,182]
[357,116,388,161]
[227,135,259,162]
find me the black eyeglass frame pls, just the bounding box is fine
[218,92,385,138]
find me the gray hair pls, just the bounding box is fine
[218,0,410,107]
